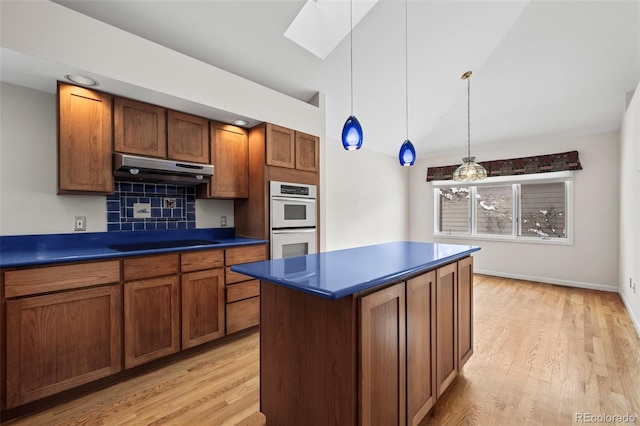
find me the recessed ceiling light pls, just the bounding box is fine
[64,74,98,86]
[233,119,249,126]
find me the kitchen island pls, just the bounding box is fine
[231,241,480,426]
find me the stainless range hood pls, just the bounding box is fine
[113,153,214,185]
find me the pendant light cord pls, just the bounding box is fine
[405,0,409,140]
[350,0,354,115]
[467,74,471,158]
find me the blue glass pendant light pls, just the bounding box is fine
[399,140,416,166]
[342,0,363,151]
[398,0,416,166]
[342,115,363,150]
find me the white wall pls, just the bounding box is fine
[409,132,620,292]
[0,82,235,236]
[0,83,105,235]
[323,137,408,251]
[618,83,640,332]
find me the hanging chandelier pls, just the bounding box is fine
[453,71,487,181]
[341,0,363,151]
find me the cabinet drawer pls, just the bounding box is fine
[181,249,224,272]
[123,254,179,281]
[4,261,120,298]
[227,280,260,303]
[226,296,260,334]
[225,244,267,266]
[226,267,257,285]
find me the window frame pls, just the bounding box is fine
[432,171,574,245]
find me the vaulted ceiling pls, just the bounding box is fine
[6,1,640,159]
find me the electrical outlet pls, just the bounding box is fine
[74,216,86,231]
[220,216,227,227]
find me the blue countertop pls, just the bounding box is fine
[231,241,480,299]
[0,229,267,268]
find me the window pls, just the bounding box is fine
[438,187,470,234]
[433,172,572,244]
[476,185,512,236]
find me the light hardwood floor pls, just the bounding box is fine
[4,275,639,425]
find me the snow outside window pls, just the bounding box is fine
[433,172,572,245]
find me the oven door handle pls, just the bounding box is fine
[272,228,316,234]
[271,196,316,203]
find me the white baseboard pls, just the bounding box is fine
[475,269,640,338]
[618,290,640,339]
[474,269,619,292]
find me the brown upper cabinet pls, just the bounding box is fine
[167,110,210,164]
[113,96,209,164]
[58,82,114,194]
[265,123,319,172]
[295,131,320,172]
[114,97,167,158]
[207,121,249,198]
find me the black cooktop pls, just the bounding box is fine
[108,239,219,252]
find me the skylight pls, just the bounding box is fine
[284,0,378,60]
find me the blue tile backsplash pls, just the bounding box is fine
[107,182,196,232]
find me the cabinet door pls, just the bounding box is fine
[182,268,225,349]
[57,82,113,194]
[457,257,474,369]
[167,110,209,163]
[436,263,458,397]
[360,283,406,426]
[295,131,319,172]
[210,122,249,198]
[406,271,437,426]
[265,123,295,169]
[5,285,121,408]
[114,97,167,158]
[124,276,180,369]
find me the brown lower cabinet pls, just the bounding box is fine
[1,244,266,412]
[224,244,267,334]
[181,268,225,349]
[406,271,437,425]
[124,275,180,369]
[360,282,406,426]
[435,262,458,397]
[5,285,122,409]
[260,257,474,426]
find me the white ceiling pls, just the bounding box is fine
[6,1,640,159]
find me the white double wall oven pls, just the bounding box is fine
[269,181,317,259]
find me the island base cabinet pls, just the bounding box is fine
[457,256,474,369]
[360,283,406,426]
[260,282,358,426]
[5,285,122,409]
[406,271,437,426]
[436,263,458,398]
[259,257,473,426]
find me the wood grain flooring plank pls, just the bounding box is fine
[5,275,639,426]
